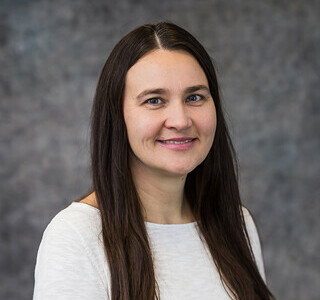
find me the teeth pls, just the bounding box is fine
[161,139,193,144]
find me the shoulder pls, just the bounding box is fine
[241,205,258,232]
[241,205,261,244]
[33,203,108,299]
[241,205,267,282]
[241,205,253,220]
[39,202,102,256]
[240,205,262,249]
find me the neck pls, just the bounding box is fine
[130,157,195,224]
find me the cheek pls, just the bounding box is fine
[125,111,159,143]
[198,107,217,138]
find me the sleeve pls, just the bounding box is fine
[241,206,267,283]
[32,217,109,300]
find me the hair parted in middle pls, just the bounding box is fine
[87,20,275,300]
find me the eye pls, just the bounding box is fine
[145,98,163,105]
[144,94,204,106]
[186,94,204,102]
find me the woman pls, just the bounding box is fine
[33,21,275,300]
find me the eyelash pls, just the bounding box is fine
[145,94,205,105]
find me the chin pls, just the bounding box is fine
[160,164,196,176]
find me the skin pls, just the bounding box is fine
[122,49,217,224]
[80,49,217,224]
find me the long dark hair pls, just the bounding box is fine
[85,21,274,300]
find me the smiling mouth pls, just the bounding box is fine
[157,138,197,144]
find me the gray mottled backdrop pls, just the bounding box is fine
[1,0,319,299]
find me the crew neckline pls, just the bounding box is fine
[72,202,198,227]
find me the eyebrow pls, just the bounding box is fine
[136,84,210,100]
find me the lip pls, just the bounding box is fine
[156,138,197,150]
[158,137,195,142]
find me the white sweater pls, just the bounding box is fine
[33,202,266,300]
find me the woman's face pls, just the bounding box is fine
[123,49,216,176]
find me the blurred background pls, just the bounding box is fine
[1,0,319,299]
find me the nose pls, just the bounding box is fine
[163,100,192,130]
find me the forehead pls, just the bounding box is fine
[125,49,208,93]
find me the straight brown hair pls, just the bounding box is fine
[83,21,275,300]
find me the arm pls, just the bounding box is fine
[32,216,109,300]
